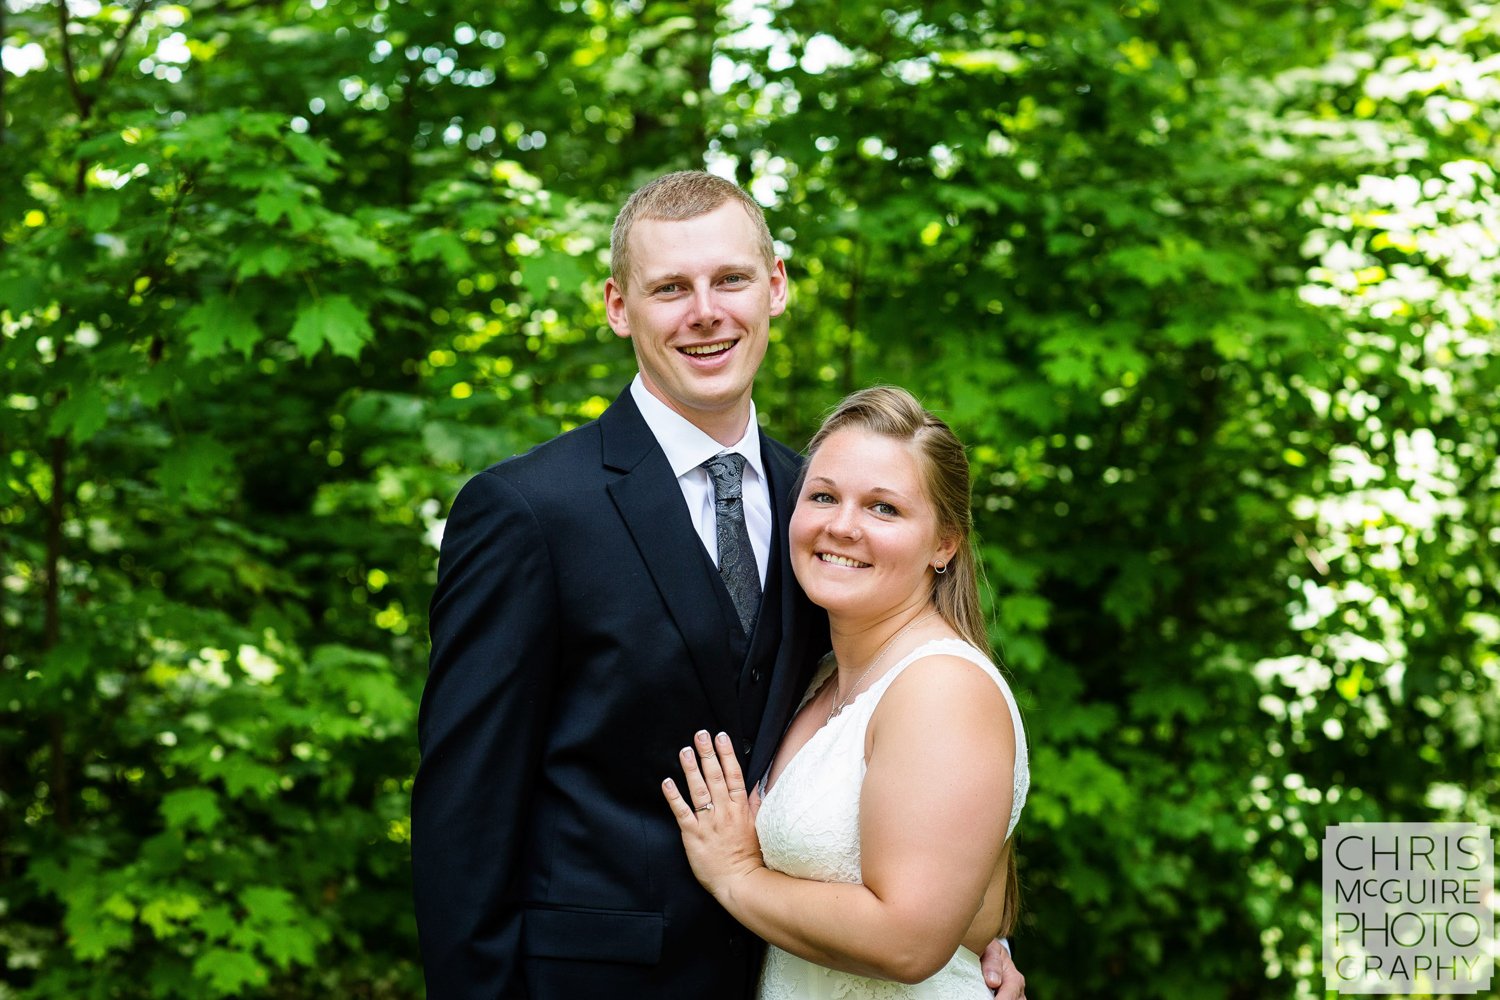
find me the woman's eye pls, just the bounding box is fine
[873,502,898,516]
[807,492,834,504]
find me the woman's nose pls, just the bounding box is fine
[828,504,860,538]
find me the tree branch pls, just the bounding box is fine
[841,238,863,396]
[128,169,198,354]
[0,2,9,155]
[56,0,156,122]
[97,0,155,95]
[189,0,286,22]
[55,0,90,118]
[45,347,71,831]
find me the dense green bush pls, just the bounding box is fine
[2,1,1494,996]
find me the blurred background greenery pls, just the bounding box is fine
[2,0,1496,996]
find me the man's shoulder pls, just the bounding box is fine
[443,421,608,532]
[760,431,802,465]
[468,419,604,491]
[759,429,805,486]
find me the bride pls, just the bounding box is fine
[664,386,1029,999]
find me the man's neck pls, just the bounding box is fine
[698,409,753,447]
[668,398,752,448]
[631,378,755,449]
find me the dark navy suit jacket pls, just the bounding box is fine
[414,387,824,999]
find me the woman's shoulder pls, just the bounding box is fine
[874,638,1009,711]
[863,639,1018,769]
[882,637,1005,691]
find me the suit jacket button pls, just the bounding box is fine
[741,740,753,757]
[751,668,762,683]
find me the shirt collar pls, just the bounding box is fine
[630,374,765,480]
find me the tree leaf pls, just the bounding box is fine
[288,294,375,358]
[68,912,133,960]
[231,242,297,279]
[240,885,297,926]
[140,893,202,938]
[183,295,265,360]
[152,436,235,510]
[0,270,48,313]
[192,948,268,995]
[47,392,110,443]
[411,229,473,272]
[322,214,394,267]
[160,788,222,831]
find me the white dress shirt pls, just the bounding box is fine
[630,375,772,586]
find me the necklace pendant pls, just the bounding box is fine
[823,610,940,727]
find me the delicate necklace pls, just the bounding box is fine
[826,611,941,722]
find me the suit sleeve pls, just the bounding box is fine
[413,469,558,999]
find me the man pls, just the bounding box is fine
[413,172,1025,999]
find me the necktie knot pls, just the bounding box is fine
[702,452,746,502]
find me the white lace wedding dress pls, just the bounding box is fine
[755,638,1029,1000]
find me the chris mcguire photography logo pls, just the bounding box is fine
[1322,823,1495,994]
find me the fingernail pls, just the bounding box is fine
[681,747,692,758]
[695,730,710,742]
[716,732,730,745]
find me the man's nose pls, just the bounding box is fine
[686,285,723,329]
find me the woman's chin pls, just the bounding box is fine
[794,578,866,618]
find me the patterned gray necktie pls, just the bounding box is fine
[702,452,762,634]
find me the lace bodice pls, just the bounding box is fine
[754,637,1029,999]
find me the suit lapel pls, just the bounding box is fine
[601,391,741,733]
[748,439,823,781]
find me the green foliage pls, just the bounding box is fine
[2,0,1495,997]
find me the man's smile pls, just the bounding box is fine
[680,340,736,358]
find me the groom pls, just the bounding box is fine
[412,171,1025,999]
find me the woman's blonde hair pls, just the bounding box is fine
[804,385,1021,937]
[803,386,990,658]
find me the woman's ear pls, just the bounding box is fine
[934,533,960,571]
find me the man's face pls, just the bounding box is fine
[605,201,787,442]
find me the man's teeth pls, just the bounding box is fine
[818,553,869,568]
[682,342,732,356]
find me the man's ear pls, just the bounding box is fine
[768,258,789,318]
[604,276,630,339]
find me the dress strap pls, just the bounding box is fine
[794,652,837,713]
[864,637,1000,700]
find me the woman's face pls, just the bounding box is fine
[789,427,956,621]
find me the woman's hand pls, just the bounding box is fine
[662,730,764,899]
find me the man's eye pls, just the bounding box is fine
[722,274,747,285]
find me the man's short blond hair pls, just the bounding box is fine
[610,171,776,292]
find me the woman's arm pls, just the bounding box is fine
[664,654,1016,984]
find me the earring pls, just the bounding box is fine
[934,562,947,575]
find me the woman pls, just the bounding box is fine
[663,386,1028,998]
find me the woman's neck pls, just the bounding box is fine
[827,602,940,685]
